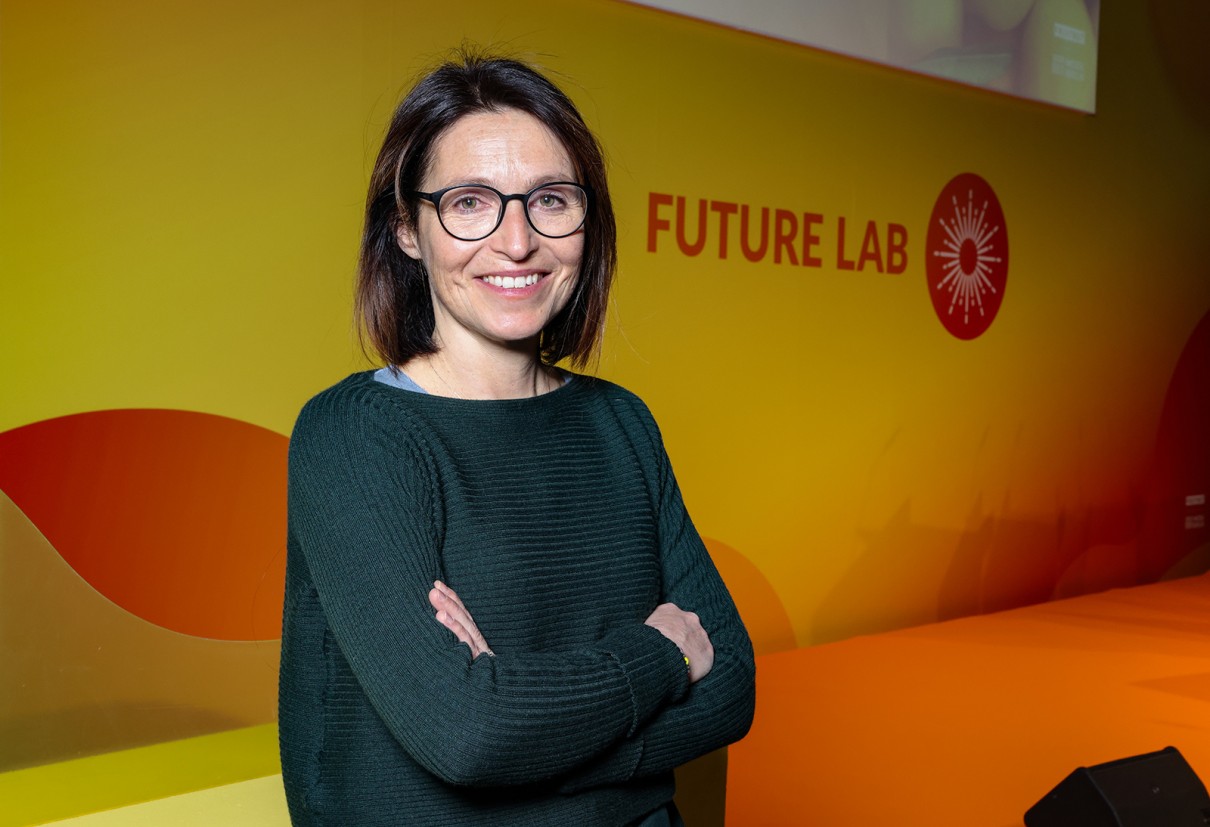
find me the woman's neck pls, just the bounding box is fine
[402,345,560,400]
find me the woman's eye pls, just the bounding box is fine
[442,189,495,213]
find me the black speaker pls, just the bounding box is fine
[1025,747,1210,826]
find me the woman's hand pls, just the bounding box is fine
[430,580,494,659]
[644,603,714,683]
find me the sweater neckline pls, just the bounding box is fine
[358,368,587,411]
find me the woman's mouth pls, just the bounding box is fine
[481,273,542,289]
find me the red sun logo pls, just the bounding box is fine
[926,173,1009,340]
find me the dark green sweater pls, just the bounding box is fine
[279,371,756,826]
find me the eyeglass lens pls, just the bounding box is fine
[437,184,587,240]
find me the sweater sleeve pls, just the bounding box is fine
[558,404,757,792]
[286,388,691,789]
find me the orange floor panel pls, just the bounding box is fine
[726,574,1210,826]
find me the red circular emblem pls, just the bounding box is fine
[926,173,1009,340]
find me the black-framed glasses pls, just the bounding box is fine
[414,182,590,241]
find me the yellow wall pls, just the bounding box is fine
[2,0,1209,811]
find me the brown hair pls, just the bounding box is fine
[355,51,617,368]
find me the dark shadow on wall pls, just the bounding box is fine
[1149,0,1210,133]
[1139,308,1210,580]
[814,308,1209,645]
[675,749,727,827]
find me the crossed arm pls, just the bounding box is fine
[430,580,716,683]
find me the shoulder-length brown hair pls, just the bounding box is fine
[356,51,617,369]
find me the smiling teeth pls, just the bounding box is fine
[484,274,540,288]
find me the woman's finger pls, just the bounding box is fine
[435,608,473,647]
[430,582,493,658]
[435,586,471,617]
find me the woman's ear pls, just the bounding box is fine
[396,221,422,260]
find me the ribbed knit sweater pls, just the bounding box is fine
[279,371,756,826]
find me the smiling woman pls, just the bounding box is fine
[393,108,586,393]
[278,51,756,827]
[354,53,619,387]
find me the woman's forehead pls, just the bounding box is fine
[425,109,574,188]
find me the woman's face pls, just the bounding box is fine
[397,108,584,358]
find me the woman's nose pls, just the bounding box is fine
[491,199,539,259]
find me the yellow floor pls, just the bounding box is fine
[39,776,288,827]
[0,724,279,827]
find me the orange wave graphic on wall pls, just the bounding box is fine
[704,538,797,655]
[0,410,287,641]
[0,409,794,651]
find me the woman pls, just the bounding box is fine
[279,52,756,826]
